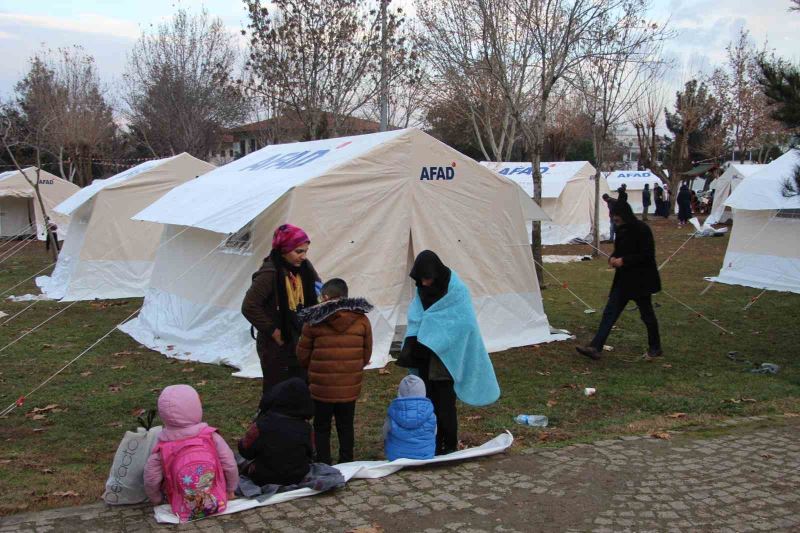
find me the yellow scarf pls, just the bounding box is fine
[285,272,304,311]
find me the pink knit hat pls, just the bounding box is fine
[272,224,310,253]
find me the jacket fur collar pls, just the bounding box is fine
[298,297,373,325]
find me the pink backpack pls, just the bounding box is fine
[153,426,228,522]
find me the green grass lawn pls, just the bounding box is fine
[1,218,799,515]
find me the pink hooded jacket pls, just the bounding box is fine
[143,385,239,504]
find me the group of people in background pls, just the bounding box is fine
[141,223,500,521]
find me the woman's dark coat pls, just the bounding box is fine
[610,203,661,299]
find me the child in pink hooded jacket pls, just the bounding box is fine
[144,385,239,505]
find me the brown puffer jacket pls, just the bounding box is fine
[296,298,373,403]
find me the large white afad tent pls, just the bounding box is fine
[481,161,610,245]
[36,154,215,301]
[120,128,568,376]
[0,168,79,240]
[708,150,800,294]
[606,170,664,214]
[705,163,764,225]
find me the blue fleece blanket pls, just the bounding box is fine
[405,272,500,406]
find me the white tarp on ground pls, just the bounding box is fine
[605,170,664,214]
[705,163,764,225]
[35,154,215,301]
[154,432,513,524]
[120,128,568,376]
[481,161,610,245]
[707,150,800,294]
[0,168,79,240]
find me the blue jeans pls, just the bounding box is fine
[609,218,616,241]
[591,287,661,351]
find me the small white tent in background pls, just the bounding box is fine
[605,170,664,214]
[707,150,800,294]
[120,128,568,376]
[0,168,79,240]
[36,153,215,301]
[705,163,764,225]
[481,161,610,245]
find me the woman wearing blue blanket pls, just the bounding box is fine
[398,251,501,455]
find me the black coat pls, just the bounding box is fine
[642,188,651,207]
[617,189,629,203]
[610,219,661,299]
[238,378,313,486]
[677,188,692,220]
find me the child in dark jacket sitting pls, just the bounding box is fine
[383,375,437,461]
[237,378,314,486]
[297,278,373,465]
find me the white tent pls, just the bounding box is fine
[36,154,215,301]
[119,128,568,376]
[705,163,764,225]
[0,168,79,240]
[481,161,610,245]
[707,150,800,294]
[605,170,664,214]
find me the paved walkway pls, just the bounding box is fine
[2,417,799,532]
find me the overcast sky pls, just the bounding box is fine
[0,0,798,103]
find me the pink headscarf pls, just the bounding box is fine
[272,224,310,254]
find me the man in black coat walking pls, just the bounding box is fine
[576,201,663,360]
[617,184,628,204]
[642,183,651,221]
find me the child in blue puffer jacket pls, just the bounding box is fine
[383,375,437,461]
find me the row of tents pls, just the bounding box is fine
[2,128,798,377]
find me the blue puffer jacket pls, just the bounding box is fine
[385,397,436,461]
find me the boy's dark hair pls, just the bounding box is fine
[321,278,348,299]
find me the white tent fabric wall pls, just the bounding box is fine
[605,170,664,214]
[705,164,764,225]
[120,128,568,377]
[35,154,215,301]
[707,150,800,294]
[0,168,79,240]
[481,161,610,245]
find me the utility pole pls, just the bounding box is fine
[379,0,389,132]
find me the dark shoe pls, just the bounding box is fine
[576,346,602,360]
[644,348,664,359]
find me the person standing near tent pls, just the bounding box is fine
[641,184,651,221]
[602,194,618,242]
[653,183,665,217]
[617,184,628,204]
[677,184,692,227]
[576,202,663,361]
[242,224,320,395]
[397,251,500,455]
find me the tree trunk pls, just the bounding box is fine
[529,124,544,286]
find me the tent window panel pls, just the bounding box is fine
[777,209,800,219]
[220,222,254,255]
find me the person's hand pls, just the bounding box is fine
[272,329,284,346]
[610,257,624,268]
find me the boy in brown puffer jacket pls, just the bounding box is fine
[297,279,372,465]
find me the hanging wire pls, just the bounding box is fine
[0,233,227,417]
[0,223,37,252]
[532,257,597,312]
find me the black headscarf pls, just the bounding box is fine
[610,200,638,226]
[409,250,452,310]
[268,248,319,345]
[257,377,314,420]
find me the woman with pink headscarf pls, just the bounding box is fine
[242,224,320,395]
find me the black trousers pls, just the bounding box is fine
[590,286,661,351]
[258,339,305,397]
[424,379,458,454]
[313,400,356,465]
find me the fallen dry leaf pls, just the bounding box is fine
[131,408,146,417]
[651,432,671,440]
[32,428,46,433]
[111,365,126,370]
[561,383,578,390]
[347,526,384,533]
[41,468,54,474]
[51,491,80,497]
[465,415,482,421]
[181,367,195,373]
[547,399,558,408]
[111,351,139,357]
[195,380,207,387]
[378,368,390,375]
[80,371,93,377]
[0,459,11,464]
[536,371,551,376]
[662,364,673,369]
[40,343,54,349]
[107,422,123,428]
[30,404,59,414]
[666,413,687,419]
[30,414,46,421]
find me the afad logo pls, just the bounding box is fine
[38,179,54,185]
[420,162,456,180]
[498,165,550,176]
[239,139,352,172]
[616,172,652,178]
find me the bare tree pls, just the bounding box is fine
[124,9,248,158]
[14,47,115,186]
[479,0,647,282]
[575,0,669,252]
[243,0,416,140]
[0,114,61,259]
